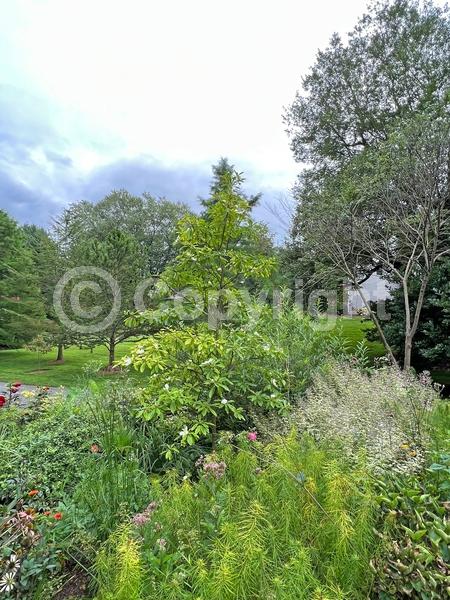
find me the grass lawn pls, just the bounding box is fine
[0,343,137,388]
[337,316,385,360]
[1,319,447,391]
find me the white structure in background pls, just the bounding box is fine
[346,273,390,315]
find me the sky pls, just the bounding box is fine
[0,0,372,240]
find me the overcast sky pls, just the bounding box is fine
[0,0,372,239]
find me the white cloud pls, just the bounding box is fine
[0,0,373,188]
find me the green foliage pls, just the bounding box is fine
[0,505,64,598]
[372,401,450,598]
[381,257,450,370]
[125,323,287,452]
[95,525,143,600]
[286,0,450,165]
[202,157,261,209]
[95,434,378,599]
[0,210,45,348]
[158,169,275,307]
[125,169,282,451]
[0,395,95,502]
[73,385,151,539]
[55,190,189,276]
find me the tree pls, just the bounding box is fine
[124,170,285,452]
[0,211,45,348]
[55,190,189,276]
[285,0,450,368]
[65,229,147,367]
[381,258,450,370]
[285,0,450,167]
[201,158,261,209]
[22,225,72,362]
[297,115,450,368]
[52,191,190,366]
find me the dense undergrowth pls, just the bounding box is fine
[1,173,448,599]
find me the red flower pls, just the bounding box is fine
[28,489,39,497]
[0,396,5,408]
[13,382,22,388]
[247,431,258,442]
[10,388,19,394]
[53,512,63,520]
[90,443,101,454]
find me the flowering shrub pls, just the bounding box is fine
[123,324,288,455]
[0,503,62,597]
[295,361,439,473]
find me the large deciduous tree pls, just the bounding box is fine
[285,0,450,167]
[52,191,190,366]
[285,0,450,369]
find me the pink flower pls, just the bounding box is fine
[203,461,226,479]
[247,431,258,442]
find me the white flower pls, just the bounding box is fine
[137,347,145,356]
[179,426,189,438]
[123,357,132,367]
[0,572,16,593]
[201,358,213,366]
[164,383,170,391]
[7,554,20,571]
[221,398,228,405]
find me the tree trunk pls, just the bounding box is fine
[55,343,64,362]
[404,334,413,371]
[355,284,398,366]
[108,334,116,367]
[403,274,429,371]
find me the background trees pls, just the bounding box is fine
[285,0,450,369]
[0,211,45,348]
[50,191,190,366]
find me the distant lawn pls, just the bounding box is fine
[0,343,138,388]
[337,317,449,391]
[1,318,447,391]
[337,316,385,361]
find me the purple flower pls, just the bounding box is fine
[132,501,159,527]
[133,512,150,527]
[247,431,258,442]
[203,460,227,479]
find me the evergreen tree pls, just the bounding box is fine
[0,210,45,348]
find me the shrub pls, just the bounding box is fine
[123,323,288,454]
[95,434,379,599]
[292,361,438,474]
[0,394,96,502]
